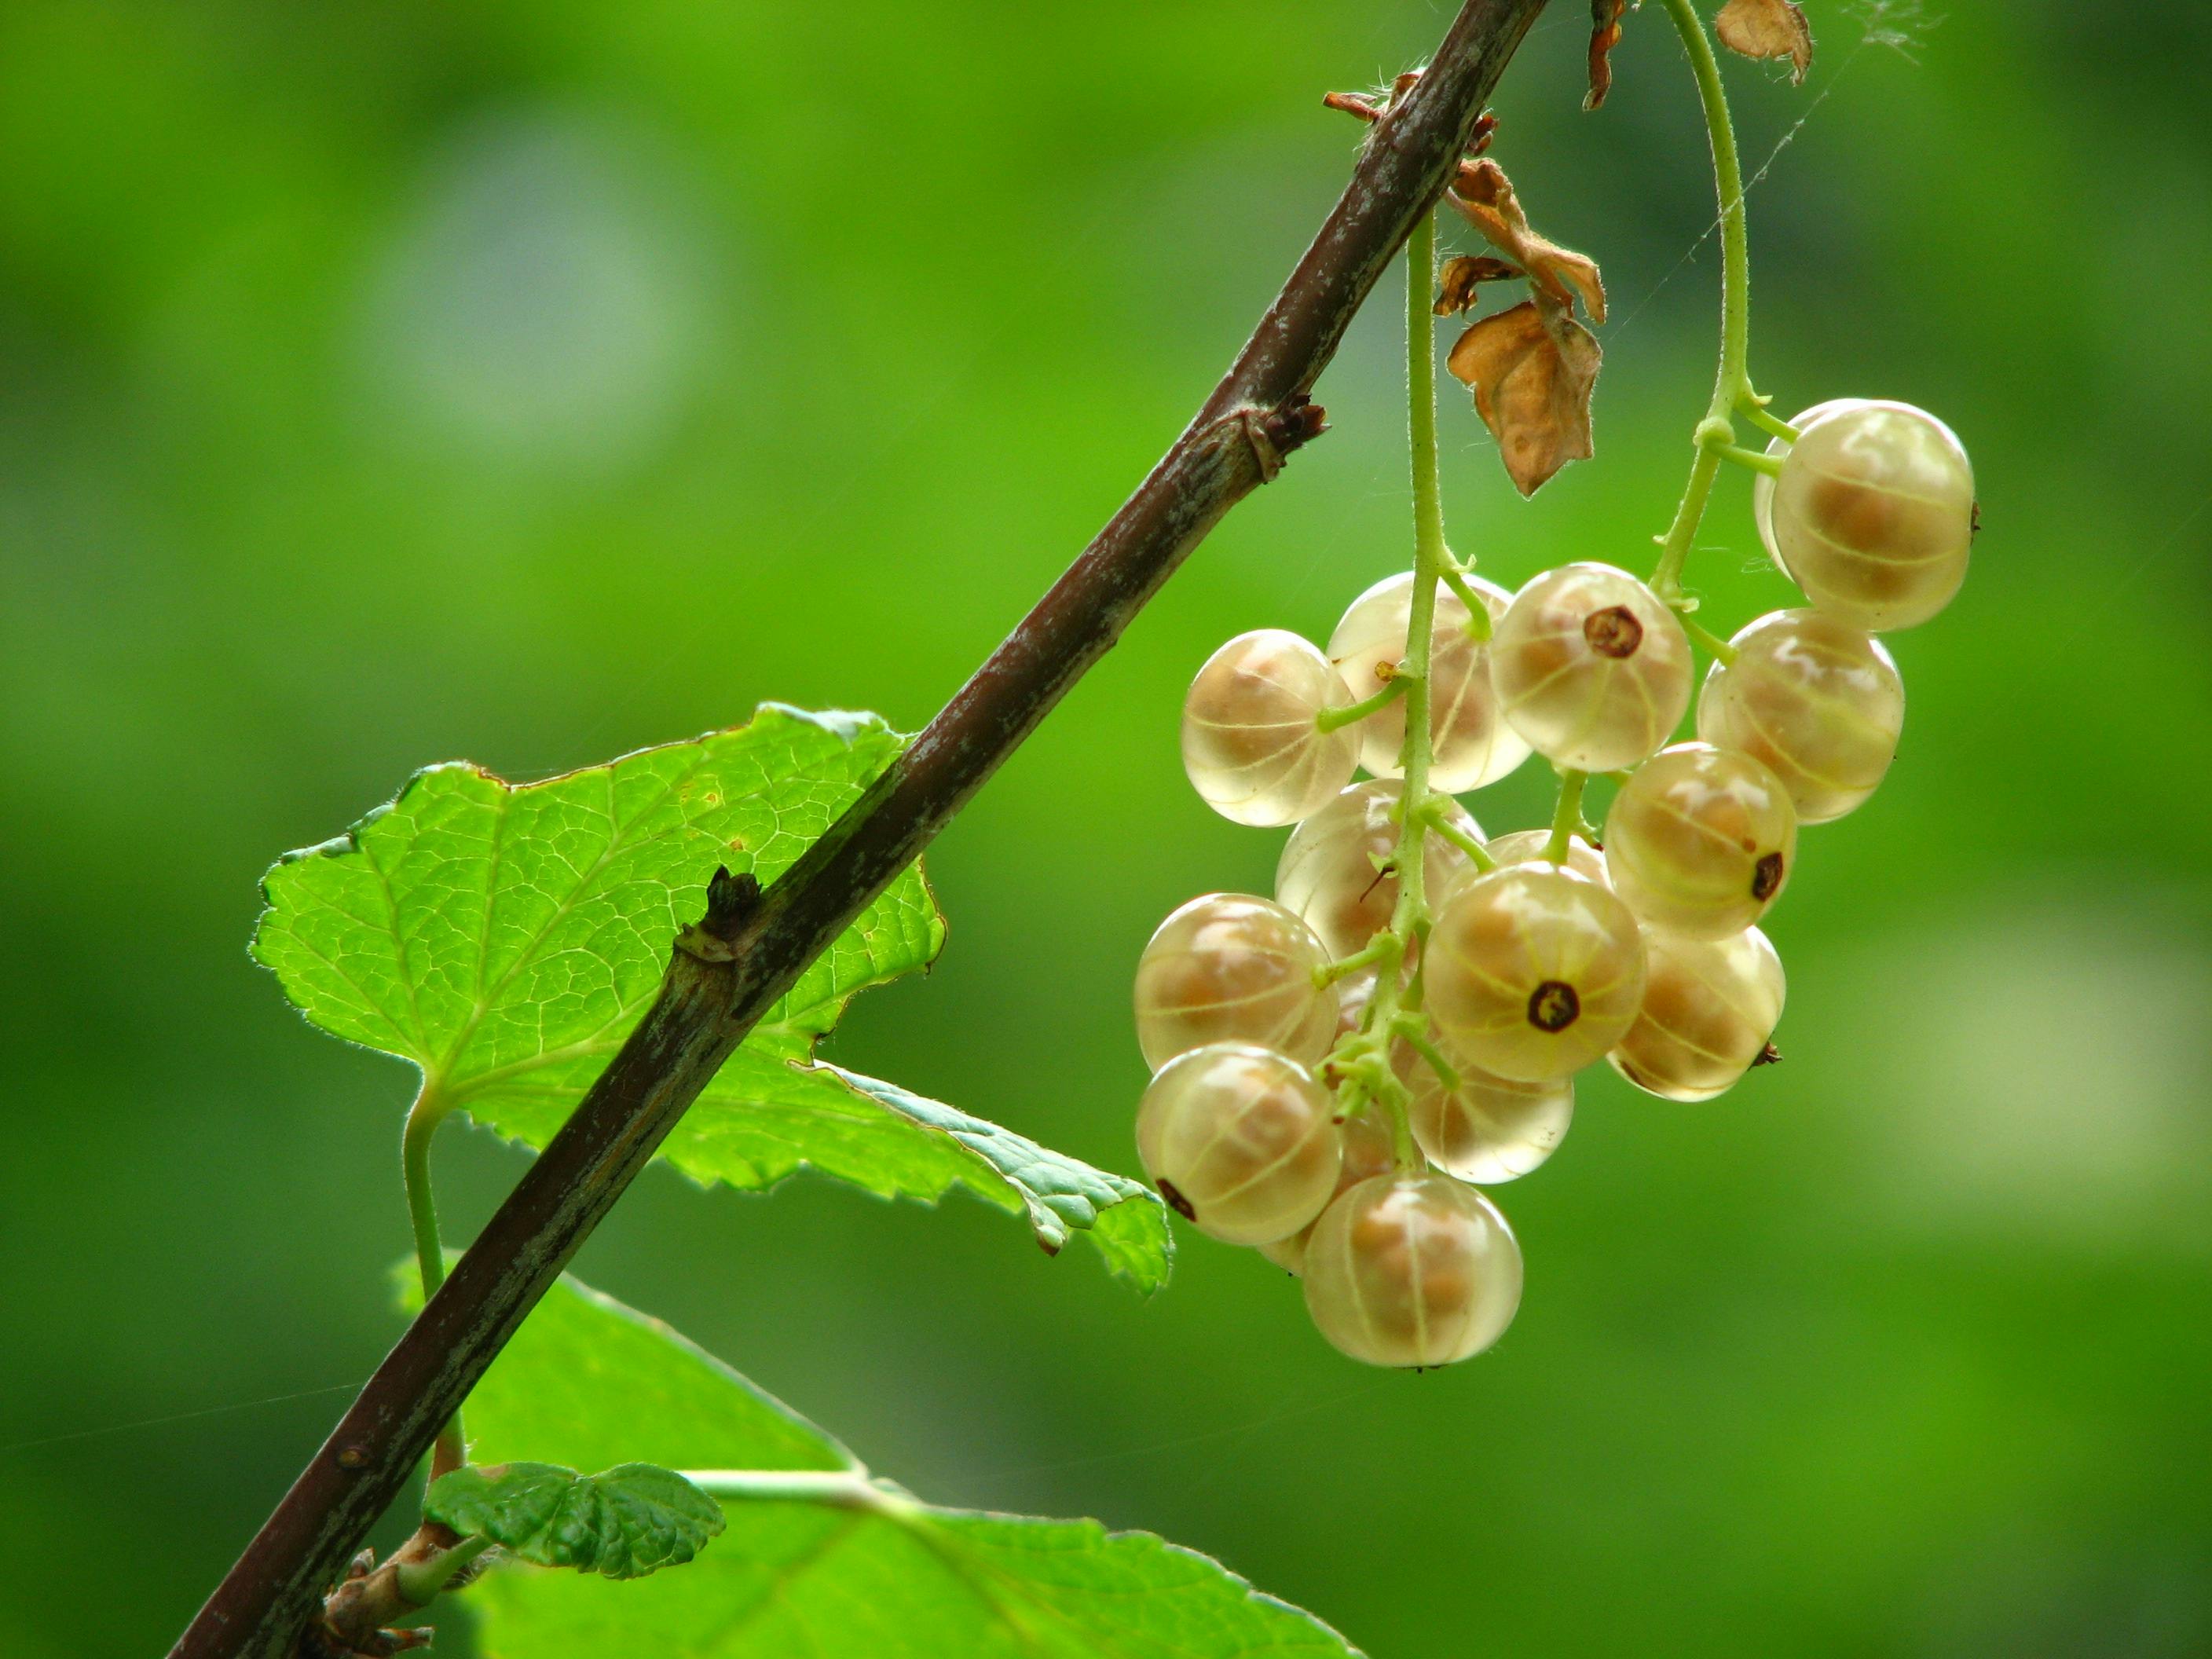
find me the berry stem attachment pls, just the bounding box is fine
[1737,397,1800,444]
[1544,769,1589,865]
[1419,800,1497,872]
[1438,564,1494,641]
[1674,610,1739,664]
[1313,934,1397,987]
[1315,673,1411,732]
[1649,0,1756,606]
[401,1087,467,1483]
[1715,441,1782,477]
[1397,1026,1464,1094]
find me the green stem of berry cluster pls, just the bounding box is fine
[401,1087,467,1482]
[1320,206,1461,1170]
[1648,0,1783,614]
[1543,768,1589,863]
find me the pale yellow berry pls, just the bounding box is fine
[1395,1040,1573,1185]
[1135,1043,1341,1246]
[1328,572,1529,792]
[1275,779,1480,960]
[1133,894,1339,1073]
[1489,563,1693,772]
[1603,742,1797,939]
[1302,1174,1522,1367]
[1258,1108,1399,1275]
[1753,399,1863,561]
[1181,629,1362,826]
[1481,827,1610,887]
[1770,401,1976,632]
[1696,609,1904,823]
[1426,863,1647,1082]
[1609,927,1786,1101]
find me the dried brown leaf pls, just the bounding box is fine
[1445,293,1601,496]
[1715,0,1813,84]
[1434,255,1523,317]
[1449,159,1607,325]
[1586,0,1629,110]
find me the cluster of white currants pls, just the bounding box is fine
[1135,397,1973,1368]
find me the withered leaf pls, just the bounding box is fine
[1715,0,1813,84]
[1586,0,1629,110]
[1446,292,1601,497]
[1450,159,1606,325]
[1434,255,1522,317]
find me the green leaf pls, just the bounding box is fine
[460,1275,1361,1657]
[255,703,1169,1285]
[424,1461,723,1580]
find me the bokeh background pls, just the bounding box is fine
[4,2,2209,1654]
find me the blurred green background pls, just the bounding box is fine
[4,2,2209,1654]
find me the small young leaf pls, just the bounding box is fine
[1433,255,1522,317]
[1586,0,1629,110]
[456,1274,1361,1657]
[1715,0,1814,83]
[1449,159,1606,325]
[255,703,1169,1285]
[424,1462,724,1580]
[1447,293,1602,497]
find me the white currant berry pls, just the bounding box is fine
[1302,1174,1522,1367]
[1609,926,1785,1101]
[1603,742,1797,940]
[1426,862,1647,1082]
[1481,827,1610,887]
[1181,629,1363,826]
[1133,894,1339,1072]
[1753,399,1863,562]
[1275,779,1480,960]
[1769,400,1976,632]
[1395,1040,1573,1185]
[1258,1108,1398,1275]
[1489,564,1694,772]
[1328,572,1530,792]
[1135,1043,1341,1246]
[1696,608,1904,823]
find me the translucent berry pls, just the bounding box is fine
[1426,863,1647,1082]
[1481,827,1610,888]
[1258,1108,1398,1275]
[1696,608,1904,824]
[1753,399,1862,559]
[1489,563,1694,771]
[1181,629,1363,826]
[1603,742,1797,940]
[1276,779,1479,960]
[1302,1174,1522,1367]
[1610,927,1785,1101]
[1328,572,1530,792]
[1133,894,1339,1072]
[1135,1043,1341,1246]
[1768,400,1976,632]
[1396,1042,1573,1185]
